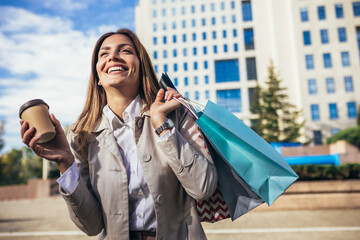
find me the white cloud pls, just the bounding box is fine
[32,0,93,12]
[0,6,113,152]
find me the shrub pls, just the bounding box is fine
[326,126,360,149]
[292,164,360,181]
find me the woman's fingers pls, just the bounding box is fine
[22,126,36,145]
[156,89,165,102]
[50,114,64,135]
[20,120,28,139]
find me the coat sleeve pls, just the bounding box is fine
[59,130,104,236]
[156,106,218,200]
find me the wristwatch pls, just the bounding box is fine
[155,118,174,136]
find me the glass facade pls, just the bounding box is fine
[338,27,347,42]
[329,103,338,120]
[306,54,314,69]
[308,79,317,95]
[246,57,257,80]
[347,102,357,118]
[318,6,326,20]
[244,28,255,50]
[216,89,242,112]
[311,104,320,121]
[303,31,311,45]
[242,0,253,22]
[215,59,240,82]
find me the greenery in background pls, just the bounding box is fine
[326,108,360,149]
[250,60,304,143]
[292,164,360,181]
[0,121,60,185]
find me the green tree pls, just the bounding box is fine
[250,60,304,143]
[0,121,4,151]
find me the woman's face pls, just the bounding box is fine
[96,34,140,94]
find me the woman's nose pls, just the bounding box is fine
[108,51,122,62]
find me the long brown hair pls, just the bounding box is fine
[72,28,160,160]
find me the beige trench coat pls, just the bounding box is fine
[61,105,218,240]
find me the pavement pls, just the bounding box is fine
[0,196,359,240]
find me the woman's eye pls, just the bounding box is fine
[99,52,108,57]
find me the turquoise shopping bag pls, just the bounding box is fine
[197,101,298,205]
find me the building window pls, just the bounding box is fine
[205,75,209,84]
[357,27,360,60]
[195,91,199,100]
[308,79,317,95]
[202,32,207,40]
[326,77,335,93]
[303,31,311,45]
[191,19,196,27]
[344,76,354,92]
[172,21,176,29]
[182,20,186,28]
[184,77,188,86]
[354,2,360,16]
[153,37,157,45]
[163,50,167,59]
[323,53,332,68]
[213,45,218,54]
[174,77,178,87]
[204,60,208,69]
[153,51,158,59]
[223,30,227,38]
[191,5,195,13]
[172,35,177,43]
[193,61,198,70]
[329,103,339,120]
[216,89,242,112]
[181,6,185,15]
[162,23,167,30]
[162,8,166,17]
[192,33,196,41]
[203,46,207,55]
[183,48,187,57]
[338,27,347,42]
[242,0,253,22]
[221,2,225,10]
[182,34,186,42]
[232,15,236,23]
[163,36,167,44]
[222,16,226,24]
[341,51,350,67]
[300,7,308,22]
[173,63,178,72]
[246,57,257,80]
[234,43,238,52]
[223,44,228,52]
[211,3,215,11]
[215,59,240,82]
[211,17,216,25]
[231,1,235,9]
[154,65,158,73]
[194,76,198,85]
[171,7,176,16]
[202,18,206,26]
[347,102,357,118]
[331,128,340,135]
[184,92,189,98]
[320,29,329,44]
[233,29,237,37]
[318,6,326,20]
[212,31,217,39]
[244,28,255,50]
[335,4,344,18]
[153,10,157,18]
[205,90,210,99]
[306,54,314,70]
[153,23,157,31]
[311,104,320,121]
[173,49,177,57]
[313,130,323,145]
[164,64,168,72]
[184,62,188,71]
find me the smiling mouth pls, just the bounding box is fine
[107,66,127,73]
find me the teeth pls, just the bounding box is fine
[108,66,125,73]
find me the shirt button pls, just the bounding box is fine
[138,191,143,196]
[137,213,142,218]
[132,170,135,175]
[126,125,130,130]
[124,112,129,119]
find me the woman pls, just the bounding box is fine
[20,28,218,240]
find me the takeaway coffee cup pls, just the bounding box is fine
[19,99,56,143]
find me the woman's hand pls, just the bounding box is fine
[20,114,74,174]
[150,87,182,130]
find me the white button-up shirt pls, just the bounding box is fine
[58,95,173,231]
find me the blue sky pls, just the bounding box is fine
[0,0,139,152]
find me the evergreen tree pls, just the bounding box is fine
[250,60,304,143]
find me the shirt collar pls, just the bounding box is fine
[103,94,143,131]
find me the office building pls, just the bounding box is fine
[135,0,360,144]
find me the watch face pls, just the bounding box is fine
[165,118,174,128]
